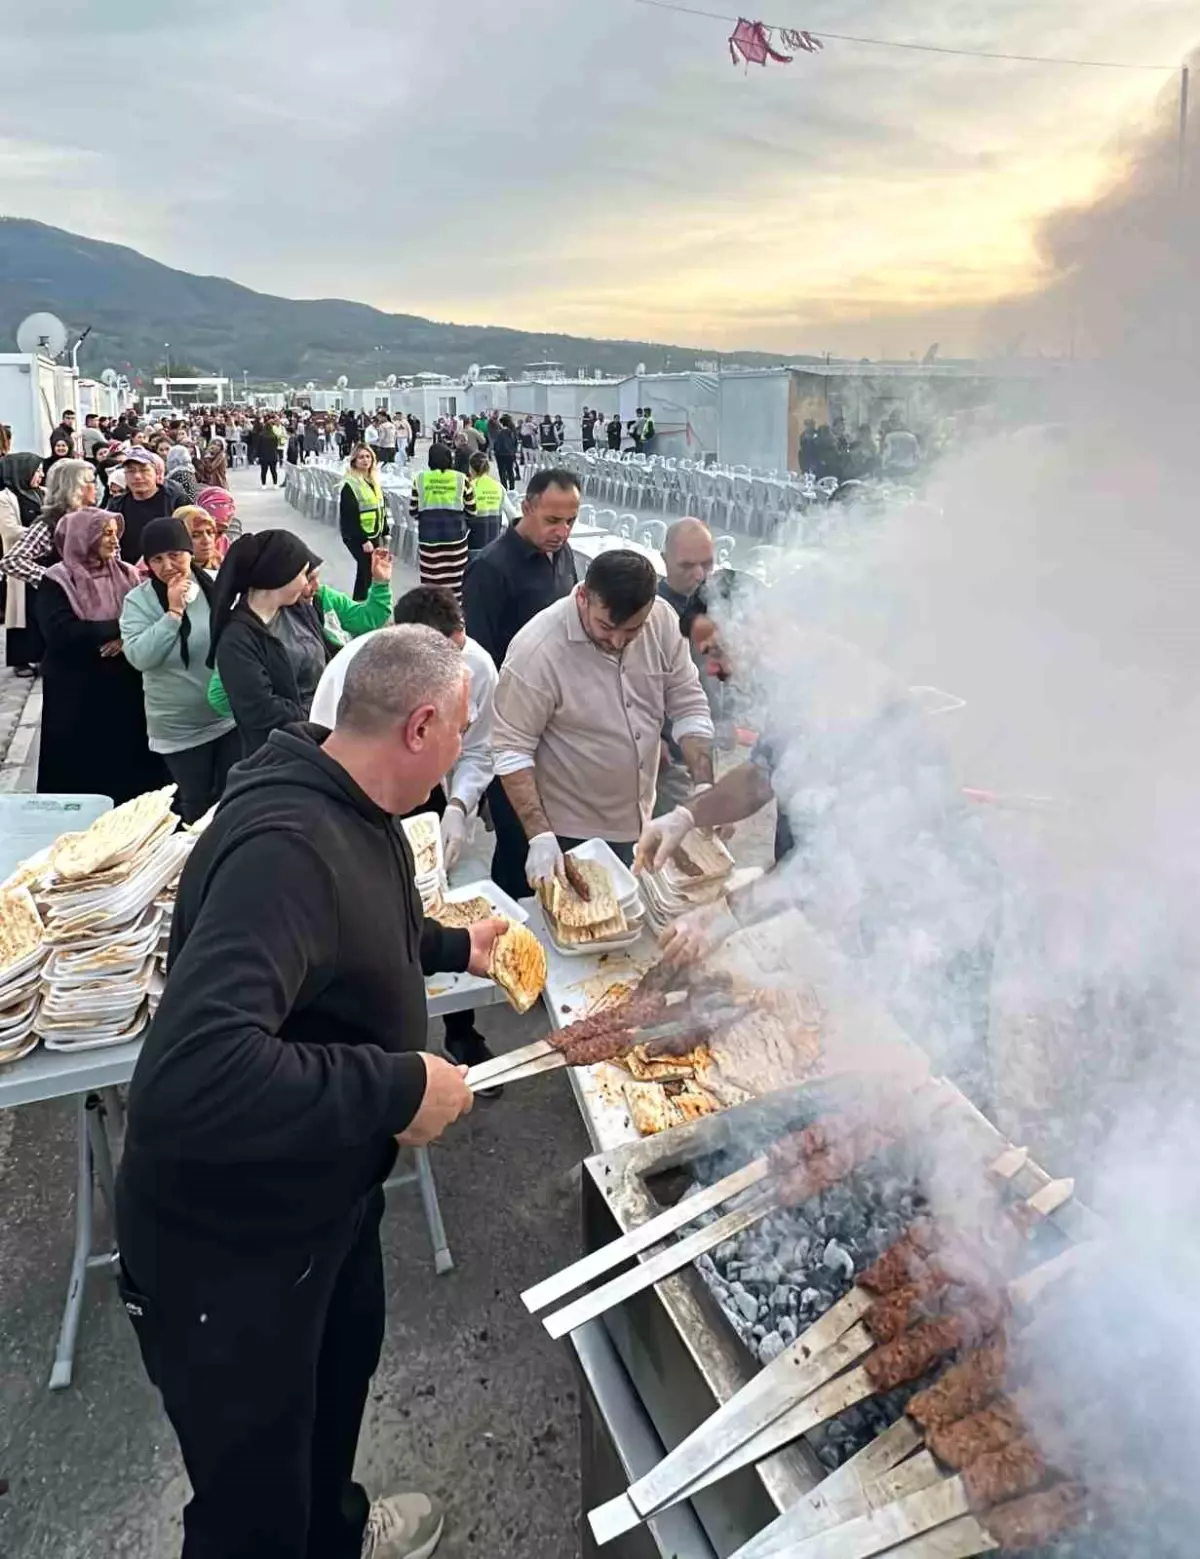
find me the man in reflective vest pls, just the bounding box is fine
[409,443,475,599]
[466,453,505,553]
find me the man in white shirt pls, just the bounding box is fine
[310,586,502,1079]
[492,549,714,891]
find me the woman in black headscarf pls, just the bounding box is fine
[209,530,333,757]
[0,452,46,674]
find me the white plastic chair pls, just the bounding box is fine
[635,518,667,551]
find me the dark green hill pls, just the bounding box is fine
[0,216,790,385]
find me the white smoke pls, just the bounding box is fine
[702,62,1200,1545]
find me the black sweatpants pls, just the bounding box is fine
[486,778,634,901]
[496,455,517,491]
[259,451,279,486]
[116,1185,386,1559]
[163,728,242,824]
[345,539,373,602]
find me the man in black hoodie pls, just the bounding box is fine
[116,625,508,1559]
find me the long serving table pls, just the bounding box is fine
[528,901,719,1559]
[0,949,513,1392]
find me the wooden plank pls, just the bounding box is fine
[1026,1177,1074,1218]
[543,1192,774,1339]
[521,1157,770,1313]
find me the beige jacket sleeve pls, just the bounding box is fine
[492,661,559,775]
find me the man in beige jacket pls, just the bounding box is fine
[491,548,714,891]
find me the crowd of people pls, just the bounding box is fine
[799,410,923,484]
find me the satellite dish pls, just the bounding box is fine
[465,363,480,387]
[635,362,647,377]
[101,368,118,387]
[386,373,397,388]
[306,380,316,392]
[336,375,349,389]
[16,311,69,358]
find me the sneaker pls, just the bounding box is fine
[360,1491,445,1559]
[444,1028,503,1099]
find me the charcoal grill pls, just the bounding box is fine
[574,1075,1101,1558]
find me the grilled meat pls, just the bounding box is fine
[906,1338,1008,1429]
[983,1483,1087,1549]
[926,1398,1026,1469]
[962,1436,1048,1509]
[774,1122,892,1208]
[864,1276,946,1343]
[859,1222,942,1294]
[864,1316,966,1390]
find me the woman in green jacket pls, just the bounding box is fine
[120,516,240,821]
[207,545,393,718]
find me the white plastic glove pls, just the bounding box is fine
[441,803,469,871]
[633,806,696,875]
[525,831,565,889]
[658,899,739,968]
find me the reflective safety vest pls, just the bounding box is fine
[472,473,505,517]
[344,472,386,538]
[415,468,467,513]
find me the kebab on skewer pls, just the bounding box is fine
[589,1173,1078,1546]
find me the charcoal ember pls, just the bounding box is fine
[758,1331,786,1363]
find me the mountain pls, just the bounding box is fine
[0,217,789,385]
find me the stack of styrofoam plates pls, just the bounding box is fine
[402,811,446,911]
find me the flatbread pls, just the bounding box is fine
[401,814,441,877]
[539,859,620,929]
[488,923,547,1014]
[49,786,177,882]
[669,830,734,883]
[623,1042,708,1082]
[551,911,630,946]
[0,887,44,973]
[429,895,494,930]
[622,1078,723,1136]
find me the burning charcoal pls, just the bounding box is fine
[800,1287,822,1312]
[734,1290,759,1324]
[771,1285,791,1310]
[779,1314,798,1345]
[759,1331,786,1363]
[823,1239,856,1279]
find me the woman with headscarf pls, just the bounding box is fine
[120,517,239,822]
[208,530,331,757]
[195,436,229,489]
[195,484,240,555]
[172,505,221,575]
[339,443,387,601]
[0,452,46,675]
[165,446,199,505]
[36,509,165,801]
[0,458,99,676]
[43,435,72,479]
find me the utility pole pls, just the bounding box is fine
[1179,64,1190,196]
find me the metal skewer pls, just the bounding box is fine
[586,1168,1077,1544]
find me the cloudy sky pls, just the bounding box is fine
[1,0,1195,355]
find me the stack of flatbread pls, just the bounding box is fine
[538,859,640,953]
[32,789,197,1050]
[401,812,444,912]
[428,894,493,930]
[0,886,49,1065]
[638,830,735,936]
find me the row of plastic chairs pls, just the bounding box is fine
[283,464,419,566]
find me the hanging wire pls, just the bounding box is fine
[634,0,1182,72]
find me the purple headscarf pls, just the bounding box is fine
[45,508,140,621]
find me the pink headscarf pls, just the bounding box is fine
[45,508,140,621]
[196,485,236,558]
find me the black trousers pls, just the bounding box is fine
[259,452,279,486]
[377,448,396,466]
[163,729,242,823]
[496,455,517,491]
[466,516,502,554]
[116,1186,386,1559]
[486,777,634,901]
